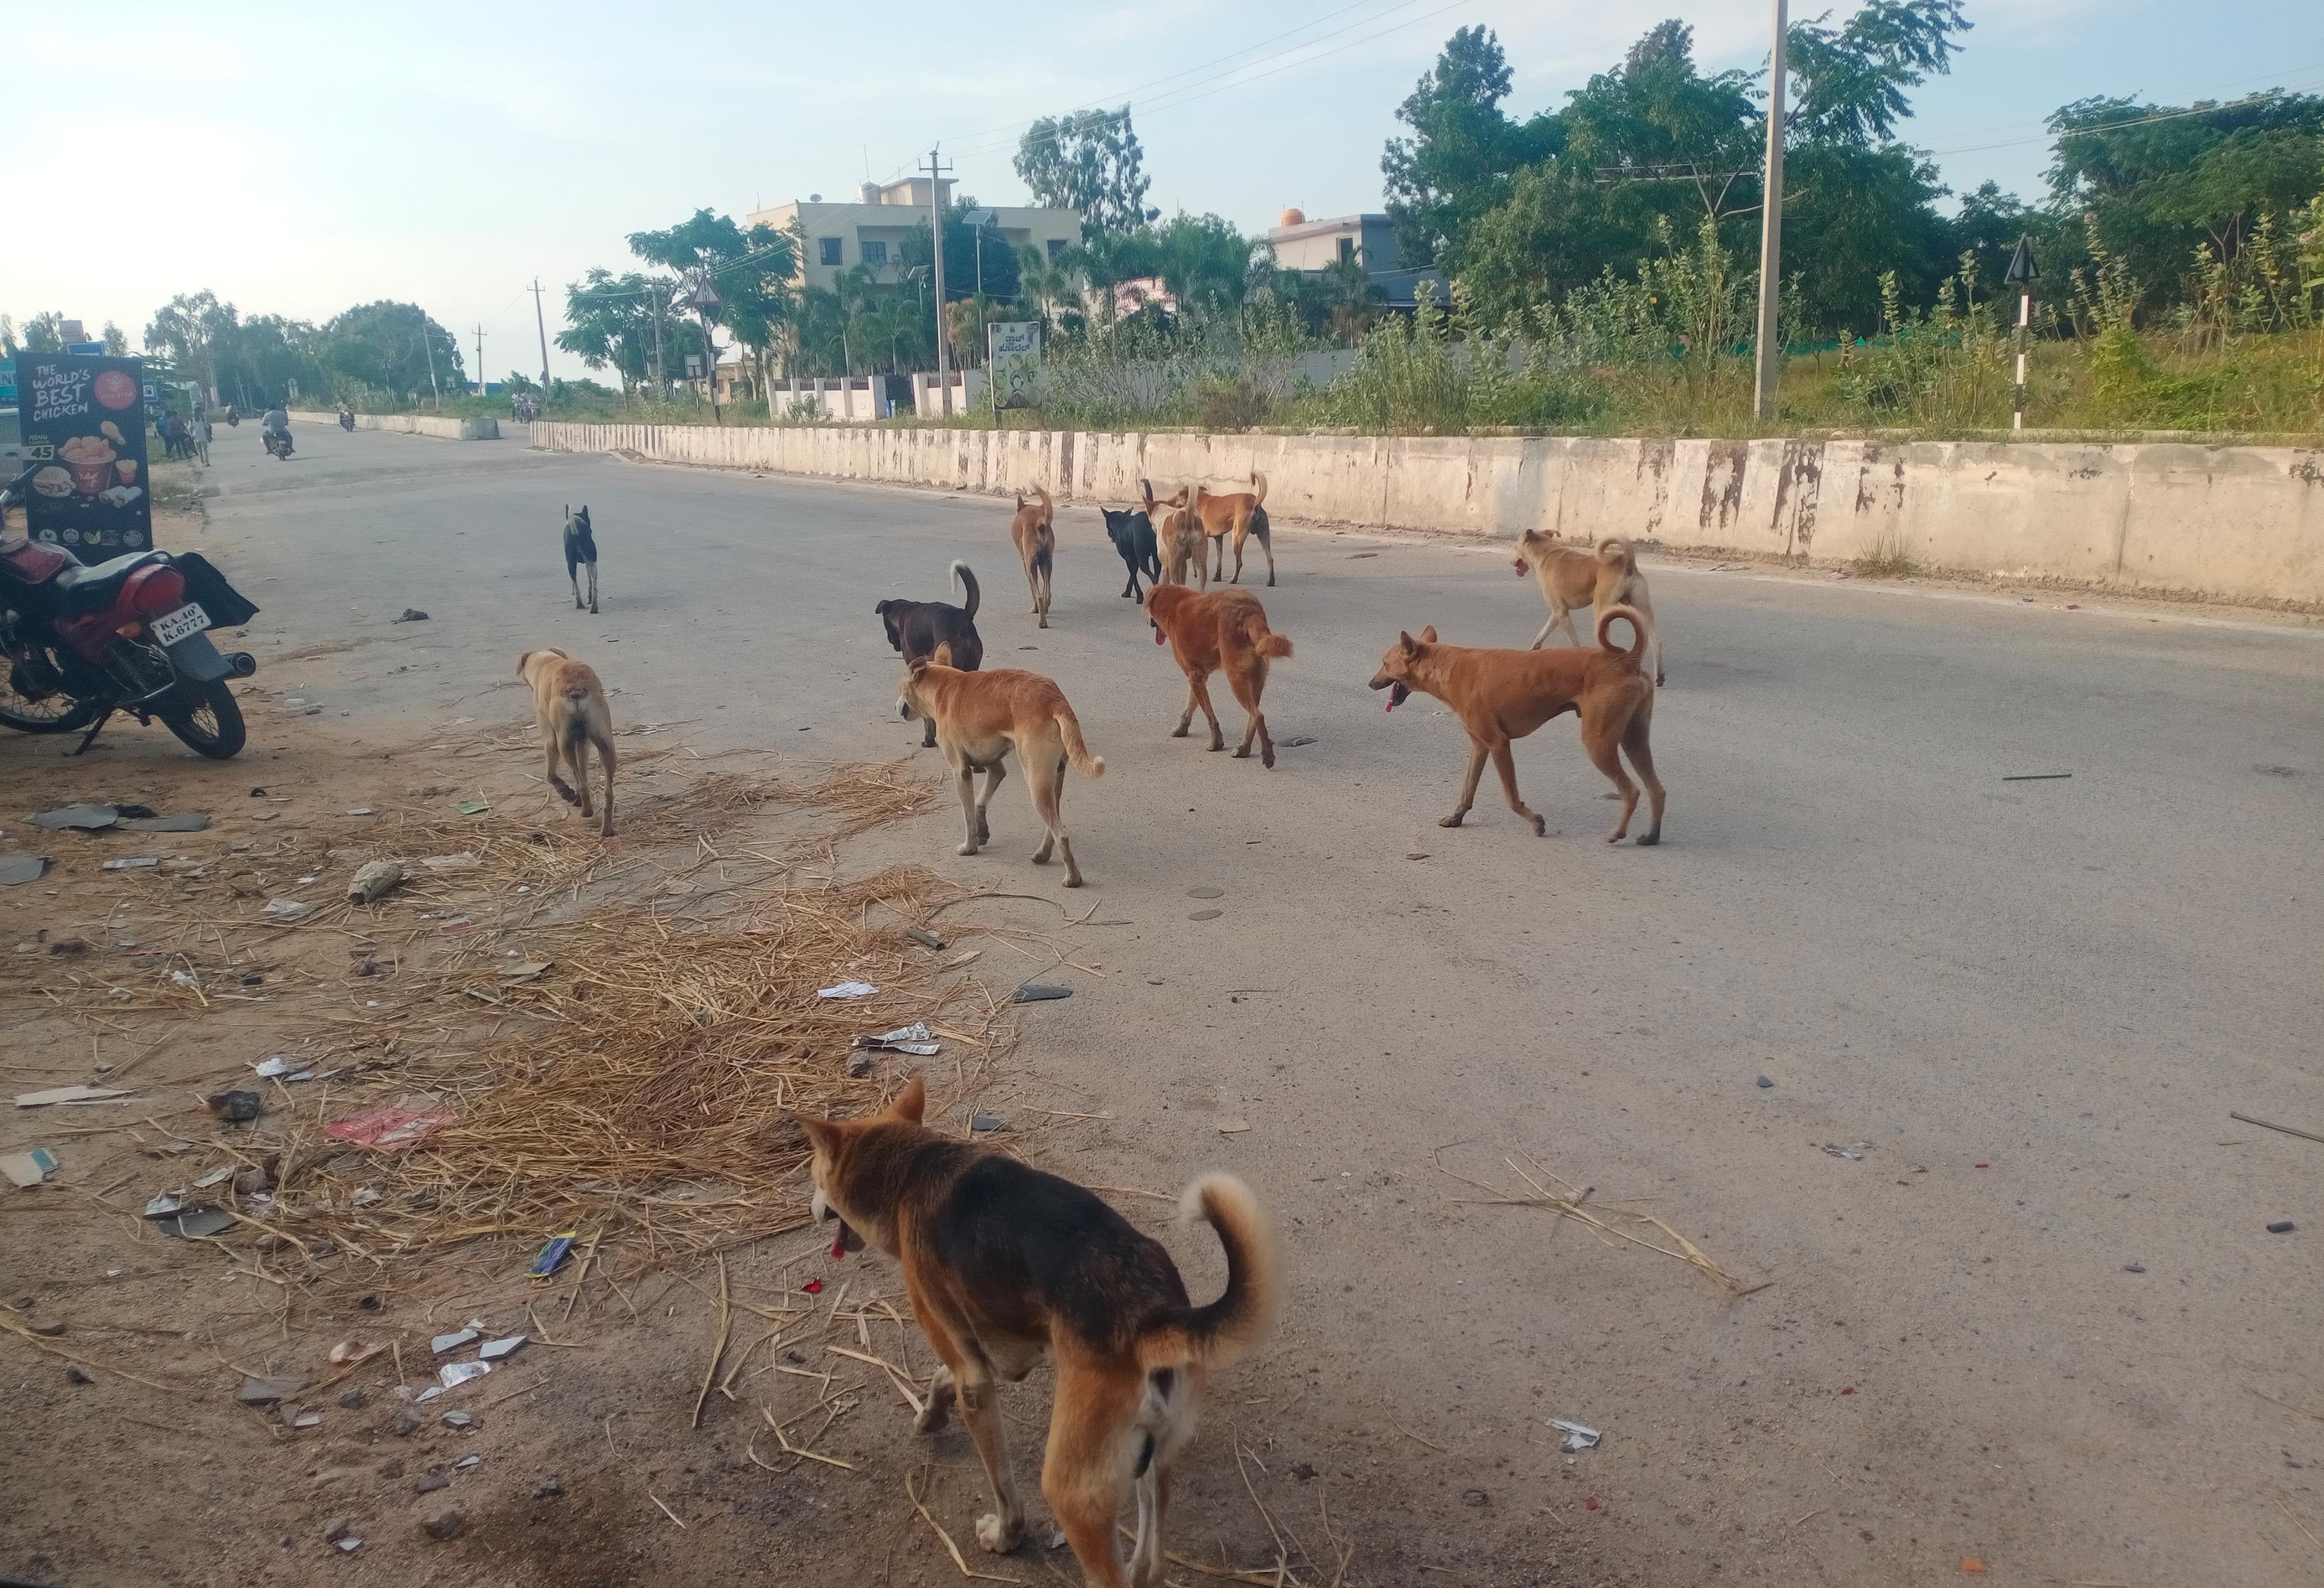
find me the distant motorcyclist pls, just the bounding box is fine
[337,401,355,431]
[261,403,292,459]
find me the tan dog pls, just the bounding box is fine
[1011,486,1056,627]
[1144,583,1292,767]
[517,647,615,836]
[1190,471,1274,587]
[1512,528,1664,685]
[1142,480,1207,590]
[799,1076,1279,1588]
[1368,607,1664,843]
[898,659,1104,886]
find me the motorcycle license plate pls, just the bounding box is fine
[151,602,210,647]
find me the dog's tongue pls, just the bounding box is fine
[1153,626,1166,645]
[1385,681,1409,712]
[830,1231,847,1259]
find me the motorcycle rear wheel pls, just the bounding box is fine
[158,680,247,759]
[0,659,101,735]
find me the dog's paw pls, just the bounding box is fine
[1636,831,1660,847]
[1230,746,1249,759]
[1261,748,1275,769]
[913,1400,951,1435]
[956,841,980,857]
[1530,814,1547,837]
[975,1513,1024,1554]
[1437,813,1465,828]
[1170,726,1189,738]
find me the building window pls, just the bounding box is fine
[1046,237,1069,262]
[860,239,888,265]
[1337,235,1355,264]
[817,237,842,266]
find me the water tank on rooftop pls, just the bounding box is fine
[1279,207,1306,227]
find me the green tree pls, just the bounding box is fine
[1381,27,1555,269]
[315,301,464,404]
[20,312,65,353]
[1016,106,1159,236]
[899,199,1022,314]
[142,292,240,401]
[100,321,128,356]
[626,208,796,405]
[557,269,664,395]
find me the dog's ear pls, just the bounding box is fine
[515,649,533,679]
[907,656,930,678]
[1397,631,1416,653]
[794,1113,842,1158]
[885,1075,927,1124]
[1420,625,1439,645]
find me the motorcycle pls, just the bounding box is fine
[264,428,294,459]
[223,407,240,427]
[0,466,261,758]
[338,408,355,431]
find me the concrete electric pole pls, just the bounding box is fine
[924,147,954,409]
[1752,0,1788,422]
[530,279,553,389]
[474,325,486,397]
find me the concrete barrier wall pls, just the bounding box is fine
[527,421,2324,607]
[289,411,499,440]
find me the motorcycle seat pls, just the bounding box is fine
[51,551,172,613]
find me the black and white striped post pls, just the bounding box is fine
[2005,235,2038,431]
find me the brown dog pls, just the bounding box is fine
[1512,528,1664,685]
[1142,480,1206,590]
[1190,471,1274,587]
[1144,583,1292,768]
[898,659,1104,886]
[1011,487,1056,628]
[798,1076,1278,1588]
[1368,607,1664,843]
[517,647,616,836]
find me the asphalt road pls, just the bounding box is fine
[187,419,2324,1584]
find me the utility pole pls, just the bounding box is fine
[421,321,441,409]
[2006,236,2039,432]
[530,278,553,389]
[650,289,667,402]
[1752,0,1788,421]
[474,323,486,397]
[923,147,954,409]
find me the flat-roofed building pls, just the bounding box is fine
[747,178,1082,294]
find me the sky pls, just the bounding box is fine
[11,0,2321,387]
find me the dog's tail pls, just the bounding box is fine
[1596,602,1650,665]
[1034,484,1053,522]
[1054,700,1104,777]
[1139,477,1155,512]
[950,559,979,618]
[1137,1175,1280,1374]
[1250,470,1267,507]
[1595,536,1637,574]
[1243,608,1292,660]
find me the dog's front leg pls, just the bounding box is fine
[1490,740,1547,836]
[1440,740,1490,827]
[955,762,984,856]
[974,759,1003,848]
[586,561,598,616]
[956,1371,1027,1553]
[916,1362,958,1434]
[1528,612,1560,650]
[569,562,584,611]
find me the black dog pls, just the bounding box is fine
[876,561,984,747]
[563,504,599,614]
[1103,487,1163,604]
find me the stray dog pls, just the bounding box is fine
[1144,481,1207,591]
[1512,528,1663,685]
[1144,583,1292,768]
[1103,488,1164,604]
[799,1075,1279,1588]
[877,562,985,747]
[562,504,598,614]
[1011,487,1056,628]
[1190,471,1275,587]
[517,647,616,836]
[1369,607,1664,843]
[898,658,1104,886]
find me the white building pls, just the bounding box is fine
[1265,209,1445,309]
[747,178,1082,295]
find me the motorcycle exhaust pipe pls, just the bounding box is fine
[226,652,258,679]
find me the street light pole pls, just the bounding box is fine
[1752,0,1788,421]
[530,278,553,389]
[923,147,954,411]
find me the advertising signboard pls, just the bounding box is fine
[16,352,154,551]
[987,321,1041,411]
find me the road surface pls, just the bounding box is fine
[160,421,2324,1581]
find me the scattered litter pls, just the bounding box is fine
[903,925,946,950]
[853,1023,939,1056]
[439,917,472,936]
[144,1191,186,1218]
[1756,1075,1775,1088]
[421,853,479,872]
[393,608,429,623]
[802,1277,823,1295]
[443,1409,477,1428]
[969,1115,1009,1133]
[253,1056,315,1082]
[1584,1496,1601,1511]
[193,1165,234,1189]
[2000,772,2073,782]
[2228,1111,2324,1147]
[416,1362,492,1403]
[351,1186,382,1206]
[1961,1559,1986,1575]
[1840,1386,1857,1395]
[1189,909,1223,921]
[499,961,554,983]
[1278,735,1317,748]
[1549,1418,1601,1452]
[846,1052,875,1077]
[328,1338,384,1366]
[345,807,376,817]
[335,1538,363,1554]
[346,859,404,904]
[431,1328,480,1355]
[817,980,877,999]
[1187,886,1225,900]
[324,1519,354,1545]
[237,1374,305,1405]
[120,813,209,832]
[17,1085,131,1108]
[261,898,316,924]
[100,856,161,870]
[1822,1142,1870,1161]
[454,1454,482,1470]
[455,800,490,816]
[161,1207,235,1238]
[31,804,118,831]
[326,1101,456,1151]
[1216,1117,1252,1134]
[0,856,51,885]
[527,1234,576,1278]
[1013,983,1072,1003]
[293,1410,324,1428]
[2266,1220,2296,1234]
[1,1147,59,1187]
[207,1089,263,1122]
[479,1334,527,1362]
